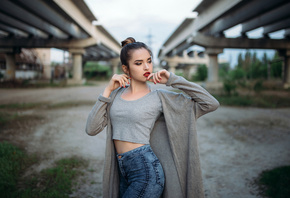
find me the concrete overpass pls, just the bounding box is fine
[0,0,121,84]
[158,0,290,88]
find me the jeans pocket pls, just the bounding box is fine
[152,160,165,188]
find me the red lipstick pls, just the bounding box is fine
[143,72,151,77]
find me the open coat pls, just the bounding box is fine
[86,73,219,198]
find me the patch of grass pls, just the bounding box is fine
[0,100,94,111]
[0,112,19,127]
[0,103,46,110]
[0,142,88,198]
[19,157,88,198]
[214,94,290,108]
[48,101,94,109]
[254,166,290,198]
[0,142,36,198]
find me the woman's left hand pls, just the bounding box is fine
[147,69,170,84]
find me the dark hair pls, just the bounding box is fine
[120,37,153,67]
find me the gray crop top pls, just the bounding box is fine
[110,88,162,144]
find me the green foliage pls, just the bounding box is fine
[253,80,264,93]
[214,94,290,108]
[84,61,111,80]
[219,63,230,80]
[0,112,19,127]
[234,50,282,80]
[0,142,27,196]
[19,157,87,198]
[254,166,290,198]
[0,141,88,198]
[223,77,237,96]
[193,64,207,81]
[271,51,283,78]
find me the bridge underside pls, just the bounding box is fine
[159,0,290,88]
[0,0,121,84]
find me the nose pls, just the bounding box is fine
[144,63,149,70]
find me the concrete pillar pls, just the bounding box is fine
[184,65,196,80]
[110,58,119,75]
[5,53,16,80]
[205,48,223,83]
[68,48,85,85]
[283,50,290,88]
[168,61,177,73]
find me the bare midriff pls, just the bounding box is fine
[114,140,145,154]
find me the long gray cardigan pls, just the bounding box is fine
[86,73,219,198]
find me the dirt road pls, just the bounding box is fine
[0,83,289,198]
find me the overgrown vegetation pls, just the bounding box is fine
[0,142,88,198]
[219,51,284,96]
[254,166,290,198]
[192,64,208,81]
[84,61,111,80]
[0,101,94,111]
[214,94,290,108]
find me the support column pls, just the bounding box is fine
[67,48,85,85]
[110,58,120,75]
[204,48,223,91]
[283,50,290,88]
[168,61,177,74]
[184,65,196,80]
[205,48,223,83]
[5,53,16,80]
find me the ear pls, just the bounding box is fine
[122,65,129,74]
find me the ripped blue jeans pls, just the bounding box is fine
[116,144,165,198]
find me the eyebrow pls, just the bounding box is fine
[134,57,152,62]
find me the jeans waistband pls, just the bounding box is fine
[116,144,151,161]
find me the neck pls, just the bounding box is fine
[129,80,150,93]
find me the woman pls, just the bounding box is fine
[86,37,219,198]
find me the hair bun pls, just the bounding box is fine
[121,37,136,47]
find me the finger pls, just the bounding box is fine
[118,79,125,87]
[153,73,158,84]
[122,75,130,84]
[155,73,161,83]
[147,73,154,81]
[157,71,162,80]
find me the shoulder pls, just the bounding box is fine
[156,88,191,103]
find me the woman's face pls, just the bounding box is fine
[126,48,153,82]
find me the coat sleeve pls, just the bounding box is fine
[165,72,220,119]
[85,94,112,136]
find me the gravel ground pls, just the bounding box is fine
[0,83,289,198]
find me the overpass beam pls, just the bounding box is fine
[5,53,16,80]
[205,48,223,83]
[68,48,85,85]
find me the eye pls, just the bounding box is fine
[135,62,142,66]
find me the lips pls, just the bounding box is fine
[143,72,151,77]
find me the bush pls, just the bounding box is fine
[223,78,237,96]
[254,166,290,198]
[253,80,264,93]
[193,64,207,81]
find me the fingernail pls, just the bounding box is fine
[154,82,156,84]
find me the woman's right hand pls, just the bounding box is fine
[102,74,130,98]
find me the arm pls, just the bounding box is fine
[166,72,220,118]
[85,95,111,136]
[85,74,130,136]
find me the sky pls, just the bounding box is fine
[51,0,280,67]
